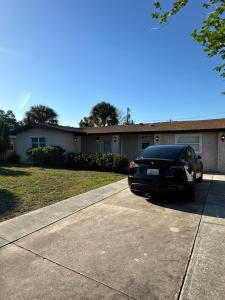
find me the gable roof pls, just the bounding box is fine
[10,118,225,136]
[10,123,85,135]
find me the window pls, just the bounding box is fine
[31,137,39,148]
[139,135,153,150]
[39,137,46,147]
[175,134,202,153]
[31,137,46,148]
[103,139,112,153]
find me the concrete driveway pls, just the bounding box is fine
[0,174,225,299]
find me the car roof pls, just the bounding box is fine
[147,144,188,150]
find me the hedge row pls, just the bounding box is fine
[26,146,129,173]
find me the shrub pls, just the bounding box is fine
[64,152,129,173]
[26,147,129,173]
[6,151,20,164]
[26,146,65,167]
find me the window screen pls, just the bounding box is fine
[31,137,46,148]
[39,137,46,147]
[176,135,201,152]
[31,137,39,148]
[140,136,152,150]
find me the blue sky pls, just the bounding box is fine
[0,0,224,126]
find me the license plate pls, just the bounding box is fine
[147,168,159,176]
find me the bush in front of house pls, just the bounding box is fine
[27,146,129,173]
[64,152,129,173]
[6,151,20,164]
[26,146,65,167]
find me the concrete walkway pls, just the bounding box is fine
[0,175,225,299]
[180,174,225,300]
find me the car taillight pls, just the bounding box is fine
[128,162,138,169]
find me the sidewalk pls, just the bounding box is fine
[180,174,225,300]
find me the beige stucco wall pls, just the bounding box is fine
[217,131,225,173]
[121,132,220,172]
[14,128,225,173]
[15,128,77,162]
[155,132,218,172]
[201,132,218,172]
[154,133,175,145]
[112,135,120,154]
[81,135,120,155]
[81,135,100,153]
[121,134,139,160]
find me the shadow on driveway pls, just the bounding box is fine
[144,179,225,219]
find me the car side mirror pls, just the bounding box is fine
[197,155,201,160]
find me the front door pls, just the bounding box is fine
[103,138,112,153]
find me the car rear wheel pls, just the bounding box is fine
[197,171,203,183]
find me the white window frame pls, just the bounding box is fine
[175,134,202,153]
[30,136,46,148]
[138,135,153,151]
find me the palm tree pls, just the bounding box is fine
[79,116,94,128]
[90,102,119,126]
[23,105,58,125]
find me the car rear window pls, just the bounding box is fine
[139,146,182,160]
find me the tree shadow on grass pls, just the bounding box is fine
[0,167,30,177]
[0,189,20,221]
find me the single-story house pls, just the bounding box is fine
[10,118,225,173]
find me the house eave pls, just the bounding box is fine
[85,128,225,135]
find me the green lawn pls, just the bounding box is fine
[0,165,125,222]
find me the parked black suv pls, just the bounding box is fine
[128,144,203,196]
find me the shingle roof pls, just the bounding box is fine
[10,123,85,135]
[10,118,225,136]
[84,118,225,134]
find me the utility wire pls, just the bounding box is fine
[141,111,225,124]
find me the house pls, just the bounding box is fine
[10,118,225,173]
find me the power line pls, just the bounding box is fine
[141,111,225,123]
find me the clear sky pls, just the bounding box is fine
[0,0,224,126]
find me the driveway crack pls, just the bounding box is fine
[2,187,128,245]
[13,242,138,300]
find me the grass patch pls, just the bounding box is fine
[0,165,125,222]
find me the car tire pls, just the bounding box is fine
[197,169,203,183]
[197,174,203,183]
[193,172,197,183]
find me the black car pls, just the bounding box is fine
[128,144,203,196]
